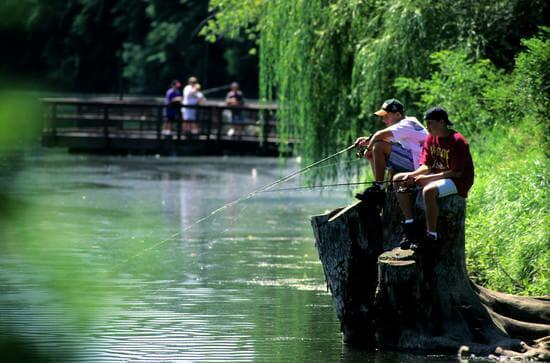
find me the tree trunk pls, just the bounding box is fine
[311,192,550,359]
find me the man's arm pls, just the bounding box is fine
[355,128,393,149]
[367,129,393,150]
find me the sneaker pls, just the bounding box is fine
[411,232,437,252]
[400,221,419,250]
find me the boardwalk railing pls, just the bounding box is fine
[41,97,285,155]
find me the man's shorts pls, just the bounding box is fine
[425,178,458,198]
[387,143,414,172]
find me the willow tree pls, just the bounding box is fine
[203,0,547,171]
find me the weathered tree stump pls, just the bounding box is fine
[311,192,550,359]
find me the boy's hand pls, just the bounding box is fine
[399,173,416,186]
[414,174,433,186]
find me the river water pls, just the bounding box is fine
[0,150,461,362]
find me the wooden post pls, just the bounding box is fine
[52,103,58,143]
[261,109,269,146]
[206,106,212,141]
[156,106,162,142]
[103,105,110,151]
[216,107,223,142]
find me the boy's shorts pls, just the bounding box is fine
[425,178,458,198]
[387,143,414,172]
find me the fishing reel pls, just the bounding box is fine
[395,179,419,193]
[354,135,373,159]
[356,146,369,159]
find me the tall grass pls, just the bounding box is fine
[466,125,549,295]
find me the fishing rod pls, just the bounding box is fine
[118,143,358,265]
[201,83,233,95]
[261,180,391,193]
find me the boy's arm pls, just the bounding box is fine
[398,164,431,184]
[414,169,461,186]
[406,164,430,178]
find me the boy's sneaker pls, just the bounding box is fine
[411,232,437,252]
[400,221,420,250]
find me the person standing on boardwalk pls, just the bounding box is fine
[354,99,427,204]
[393,107,474,250]
[182,76,200,136]
[162,80,182,136]
[225,82,245,137]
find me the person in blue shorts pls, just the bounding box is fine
[355,99,427,203]
[162,80,182,136]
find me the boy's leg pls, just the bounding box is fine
[418,179,458,248]
[423,184,439,233]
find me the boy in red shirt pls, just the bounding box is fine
[392,107,474,250]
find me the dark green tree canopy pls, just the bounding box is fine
[0,0,258,95]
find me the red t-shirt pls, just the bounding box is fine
[419,130,475,198]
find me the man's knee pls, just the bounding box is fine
[372,140,391,154]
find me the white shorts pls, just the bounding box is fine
[426,179,458,198]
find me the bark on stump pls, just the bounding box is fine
[311,193,550,359]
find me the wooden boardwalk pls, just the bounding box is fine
[41,97,290,156]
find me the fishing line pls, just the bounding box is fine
[116,144,358,267]
[261,180,391,193]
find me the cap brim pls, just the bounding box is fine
[374,109,387,116]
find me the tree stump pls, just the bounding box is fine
[311,193,550,359]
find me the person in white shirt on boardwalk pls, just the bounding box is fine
[182,76,203,136]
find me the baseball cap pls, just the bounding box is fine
[188,76,198,83]
[374,99,404,116]
[424,106,453,125]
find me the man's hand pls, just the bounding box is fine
[354,136,369,148]
[364,149,373,160]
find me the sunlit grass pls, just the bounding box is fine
[466,124,549,295]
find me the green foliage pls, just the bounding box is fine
[204,0,547,171]
[395,50,512,134]
[200,0,262,44]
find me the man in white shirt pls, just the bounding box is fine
[355,99,427,201]
[182,76,200,136]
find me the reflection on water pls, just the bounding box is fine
[0,150,462,362]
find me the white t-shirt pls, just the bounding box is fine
[387,116,427,169]
[182,85,199,120]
